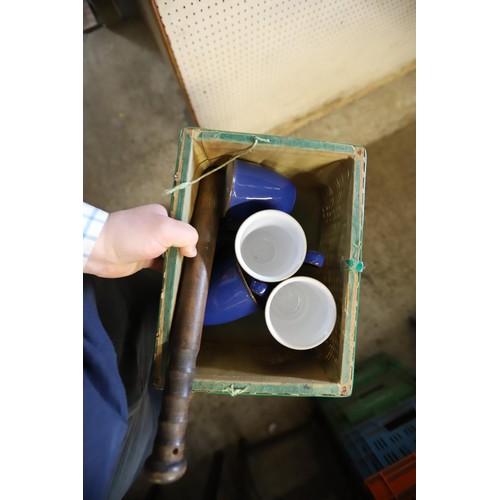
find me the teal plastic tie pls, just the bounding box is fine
[346,259,365,273]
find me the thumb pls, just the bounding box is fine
[160,216,199,258]
[180,245,198,258]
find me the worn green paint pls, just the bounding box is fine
[338,147,367,390]
[155,130,194,385]
[191,379,351,398]
[196,127,360,155]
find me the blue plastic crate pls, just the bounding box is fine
[340,397,416,479]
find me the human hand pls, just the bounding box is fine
[84,204,199,278]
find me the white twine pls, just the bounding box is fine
[163,136,270,196]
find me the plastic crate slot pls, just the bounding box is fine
[373,438,387,451]
[407,424,416,434]
[392,432,403,442]
[384,408,416,431]
[385,451,400,464]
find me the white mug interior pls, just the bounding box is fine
[235,210,307,282]
[265,277,337,350]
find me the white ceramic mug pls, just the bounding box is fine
[264,276,336,350]
[234,209,323,282]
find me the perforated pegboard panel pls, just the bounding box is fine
[153,0,415,133]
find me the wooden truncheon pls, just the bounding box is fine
[144,171,223,483]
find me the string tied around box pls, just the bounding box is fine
[163,136,270,196]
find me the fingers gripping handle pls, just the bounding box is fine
[144,172,223,484]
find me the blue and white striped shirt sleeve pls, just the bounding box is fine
[83,202,109,268]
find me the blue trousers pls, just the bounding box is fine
[83,271,162,499]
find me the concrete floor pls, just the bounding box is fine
[84,15,415,500]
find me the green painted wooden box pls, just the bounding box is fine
[153,127,367,397]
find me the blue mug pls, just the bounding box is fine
[223,159,296,224]
[204,254,269,326]
[204,250,324,326]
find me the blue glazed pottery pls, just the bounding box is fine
[204,254,269,326]
[305,250,325,269]
[223,159,296,223]
[204,249,324,326]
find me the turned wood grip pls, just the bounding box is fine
[144,172,223,484]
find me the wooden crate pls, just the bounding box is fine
[153,127,366,397]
